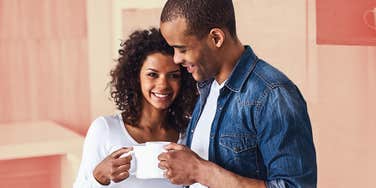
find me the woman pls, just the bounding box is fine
[74,28,197,188]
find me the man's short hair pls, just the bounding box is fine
[160,0,237,39]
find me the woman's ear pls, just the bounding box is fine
[209,28,225,48]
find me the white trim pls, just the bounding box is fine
[112,0,167,57]
[306,0,319,104]
[87,0,115,120]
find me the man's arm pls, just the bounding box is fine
[197,157,266,188]
[255,85,317,188]
[158,143,266,188]
[158,85,316,188]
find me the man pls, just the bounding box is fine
[158,0,317,188]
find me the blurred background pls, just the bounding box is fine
[0,0,375,187]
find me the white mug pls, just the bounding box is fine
[363,7,376,31]
[122,141,170,179]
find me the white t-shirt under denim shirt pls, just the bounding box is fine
[73,114,185,188]
[190,80,226,188]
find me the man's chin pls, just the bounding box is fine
[192,74,203,82]
[193,75,211,82]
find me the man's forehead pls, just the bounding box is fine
[160,19,192,44]
[160,18,188,34]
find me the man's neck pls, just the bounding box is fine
[215,39,244,85]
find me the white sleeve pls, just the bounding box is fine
[73,117,111,188]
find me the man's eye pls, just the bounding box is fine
[175,48,186,53]
[147,73,158,78]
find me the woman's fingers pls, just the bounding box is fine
[116,163,131,172]
[113,155,132,166]
[110,163,132,182]
[111,171,130,183]
[111,147,133,158]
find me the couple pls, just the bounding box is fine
[74,0,317,188]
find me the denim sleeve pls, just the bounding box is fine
[256,85,317,188]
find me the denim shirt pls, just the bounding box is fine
[186,46,317,188]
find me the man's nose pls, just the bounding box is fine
[173,53,184,64]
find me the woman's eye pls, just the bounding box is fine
[147,73,158,78]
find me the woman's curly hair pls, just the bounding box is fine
[109,28,197,133]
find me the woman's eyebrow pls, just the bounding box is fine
[146,68,180,73]
[146,68,159,72]
[168,70,181,73]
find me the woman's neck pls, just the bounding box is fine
[138,104,168,131]
[124,102,178,143]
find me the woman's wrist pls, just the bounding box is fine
[93,168,110,185]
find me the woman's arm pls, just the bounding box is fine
[73,117,112,188]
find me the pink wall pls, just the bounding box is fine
[312,1,376,186]
[310,46,376,187]
[0,0,91,136]
[0,1,90,187]
[0,155,61,188]
[0,0,375,187]
[316,0,376,45]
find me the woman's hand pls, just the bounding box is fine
[93,147,133,185]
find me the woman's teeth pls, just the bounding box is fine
[153,93,169,98]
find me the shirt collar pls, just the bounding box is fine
[224,45,259,92]
[196,45,258,94]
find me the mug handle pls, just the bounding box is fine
[363,9,376,31]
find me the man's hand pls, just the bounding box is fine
[93,147,133,185]
[158,143,204,185]
[158,143,266,188]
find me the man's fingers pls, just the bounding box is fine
[169,177,181,185]
[164,143,185,151]
[158,152,169,161]
[158,161,169,170]
[164,168,172,178]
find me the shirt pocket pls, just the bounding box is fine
[219,133,256,154]
[218,133,259,178]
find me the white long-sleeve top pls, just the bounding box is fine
[73,114,184,188]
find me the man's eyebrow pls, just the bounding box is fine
[171,45,186,49]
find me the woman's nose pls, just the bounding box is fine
[156,75,170,87]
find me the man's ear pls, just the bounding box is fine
[209,28,225,48]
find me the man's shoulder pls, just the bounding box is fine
[249,59,294,89]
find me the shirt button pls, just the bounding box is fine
[191,129,194,133]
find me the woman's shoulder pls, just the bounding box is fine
[87,114,123,136]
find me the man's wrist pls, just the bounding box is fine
[193,159,215,186]
[193,159,267,188]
